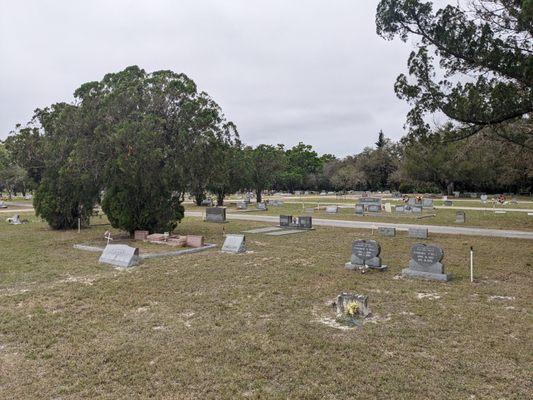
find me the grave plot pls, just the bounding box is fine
[73,230,216,264]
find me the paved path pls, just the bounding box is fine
[185,211,533,240]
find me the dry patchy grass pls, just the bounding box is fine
[0,213,532,399]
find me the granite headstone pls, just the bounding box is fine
[345,239,386,271]
[402,243,449,281]
[221,234,246,253]
[206,207,226,223]
[99,244,139,268]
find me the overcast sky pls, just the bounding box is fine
[0,0,414,157]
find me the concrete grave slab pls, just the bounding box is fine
[99,244,140,268]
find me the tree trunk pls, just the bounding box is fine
[194,192,205,206]
[216,191,224,206]
[446,181,454,196]
[256,189,262,203]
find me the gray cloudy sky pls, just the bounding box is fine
[0,0,413,157]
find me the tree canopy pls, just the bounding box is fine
[376,0,533,148]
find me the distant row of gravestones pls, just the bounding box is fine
[346,239,449,281]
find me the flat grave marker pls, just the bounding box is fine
[378,227,396,237]
[325,205,338,213]
[221,234,246,253]
[408,227,428,239]
[99,244,140,268]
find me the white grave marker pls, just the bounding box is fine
[99,244,140,268]
[221,234,246,253]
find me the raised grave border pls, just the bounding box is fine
[73,243,217,260]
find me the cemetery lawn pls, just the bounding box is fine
[186,203,533,231]
[1,212,532,399]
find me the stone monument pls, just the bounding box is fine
[99,244,140,268]
[402,243,449,281]
[335,293,371,318]
[345,239,387,271]
[206,207,226,223]
[221,234,246,253]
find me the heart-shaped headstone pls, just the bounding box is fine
[352,240,380,261]
[410,243,443,267]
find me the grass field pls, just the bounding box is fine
[1,211,532,399]
[186,203,533,231]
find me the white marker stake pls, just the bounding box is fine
[78,218,81,233]
[470,246,474,283]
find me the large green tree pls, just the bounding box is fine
[278,142,322,192]
[5,103,102,229]
[7,66,237,233]
[376,0,533,148]
[245,144,285,203]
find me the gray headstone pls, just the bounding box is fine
[335,293,371,318]
[279,215,292,227]
[345,239,385,270]
[256,202,267,211]
[422,199,433,208]
[355,204,364,215]
[201,198,213,207]
[408,227,428,239]
[480,194,488,203]
[455,211,466,223]
[99,244,139,268]
[395,205,405,213]
[443,200,453,206]
[367,204,381,213]
[206,207,226,223]
[359,197,381,206]
[378,227,396,237]
[325,205,338,213]
[236,202,248,210]
[412,206,423,213]
[402,243,449,281]
[298,216,313,229]
[221,234,246,253]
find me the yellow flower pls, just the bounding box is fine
[346,301,359,317]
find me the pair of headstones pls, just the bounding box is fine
[344,239,449,281]
[376,226,427,239]
[395,205,421,214]
[279,215,312,229]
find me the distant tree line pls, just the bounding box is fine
[1,64,531,234]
